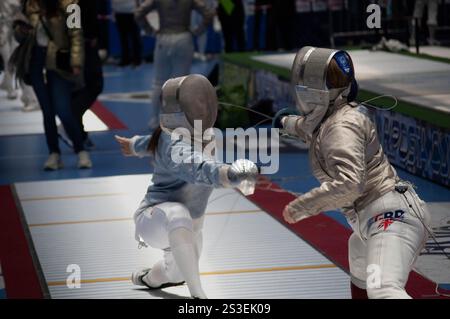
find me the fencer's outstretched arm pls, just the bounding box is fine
[115,134,258,187]
[164,139,257,188]
[191,0,215,36]
[285,122,367,222]
[134,0,156,35]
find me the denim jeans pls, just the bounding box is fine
[29,46,84,153]
[72,43,104,140]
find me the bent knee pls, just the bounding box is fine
[157,203,193,232]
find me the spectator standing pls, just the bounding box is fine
[135,0,214,130]
[25,0,92,170]
[112,0,142,66]
[71,0,104,149]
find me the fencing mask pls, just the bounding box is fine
[291,46,358,115]
[160,74,218,137]
[289,46,358,135]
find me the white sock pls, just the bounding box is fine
[169,227,207,299]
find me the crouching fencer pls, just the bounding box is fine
[116,74,259,299]
[273,47,431,299]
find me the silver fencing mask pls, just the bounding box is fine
[160,74,218,135]
[291,46,356,115]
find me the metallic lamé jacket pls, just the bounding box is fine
[285,103,399,220]
[25,0,84,70]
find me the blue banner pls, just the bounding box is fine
[374,110,450,187]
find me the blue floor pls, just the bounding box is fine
[1,60,449,229]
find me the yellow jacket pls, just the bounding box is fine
[26,0,84,74]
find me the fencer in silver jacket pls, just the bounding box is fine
[278,47,431,299]
[280,47,399,223]
[283,102,399,222]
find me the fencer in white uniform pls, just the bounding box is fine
[273,47,431,299]
[135,0,214,129]
[0,0,39,111]
[116,74,258,299]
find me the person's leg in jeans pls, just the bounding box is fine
[29,46,60,154]
[72,43,104,141]
[47,70,85,154]
[115,13,130,65]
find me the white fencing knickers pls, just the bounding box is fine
[347,186,431,299]
[149,32,194,128]
[134,202,204,286]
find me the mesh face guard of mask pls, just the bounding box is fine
[160,74,218,136]
[291,46,356,115]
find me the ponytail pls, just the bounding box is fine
[147,126,162,154]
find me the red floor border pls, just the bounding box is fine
[0,185,44,299]
[248,177,449,299]
[90,101,127,130]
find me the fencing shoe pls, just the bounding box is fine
[131,268,185,290]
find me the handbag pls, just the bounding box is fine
[39,16,72,73]
[9,32,35,85]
